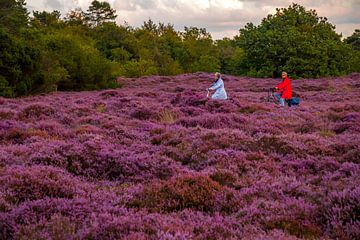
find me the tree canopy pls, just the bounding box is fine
[0,0,28,34]
[86,0,117,27]
[235,3,354,78]
[0,1,359,97]
[345,29,360,51]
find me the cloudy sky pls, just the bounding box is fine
[25,0,360,39]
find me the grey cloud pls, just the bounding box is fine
[162,0,180,8]
[134,0,157,9]
[45,0,62,10]
[43,0,80,12]
[114,1,136,11]
[114,0,157,11]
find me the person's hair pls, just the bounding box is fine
[282,72,287,76]
[215,72,221,78]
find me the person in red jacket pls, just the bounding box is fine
[274,72,292,107]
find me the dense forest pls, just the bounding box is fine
[1,0,360,97]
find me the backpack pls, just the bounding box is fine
[287,97,300,106]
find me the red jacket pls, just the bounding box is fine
[277,77,292,99]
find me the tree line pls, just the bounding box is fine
[1,1,359,97]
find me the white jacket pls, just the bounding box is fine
[209,78,227,100]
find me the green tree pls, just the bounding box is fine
[91,22,135,61]
[42,30,115,90]
[181,27,219,72]
[86,0,117,27]
[192,55,221,72]
[345,29,360,51]
[0,28,41,96]
[64,8,88,26]
[216,38,246,75]
[345,30,360,72]
[31,10,63,28]
[120,59,158,77]
[0,0,28,34]
[235,3,352,78]
[136,20,184,75]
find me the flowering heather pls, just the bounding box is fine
[1,72,360,239]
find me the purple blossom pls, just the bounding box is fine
[0,73,359,239]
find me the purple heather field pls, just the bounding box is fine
[0,72,359,240]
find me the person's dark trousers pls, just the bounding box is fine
[287,99,292,107]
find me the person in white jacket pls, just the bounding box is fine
[208,72,227,100]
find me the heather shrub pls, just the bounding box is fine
[84,215,154,240]
[74,124,103,135]
[255,135,296,155]
[161,145,193,166]
[101,120,137,140]
[297,84,328,92]
[0,191,10,212]
[30,140,180,182]
[135,91,158,98]
[99,90,121,99]
[155,129,251,169]
[198,131,235,151]
[210,169,237,188]
[68,106,93,118]
[1,127,30,144]
[29,141,90,176]
[205,100,241,114]
[2,198,98,227]
[341,148,360,164]
[333,122,352,134]
[242,195,322,238]
[245,152,265,161]
[1,120,62,144]
[78,115,104,125]
[264,218,321,239]
[18,104,55,120]
[179,106,205,117]
[319,187,360,240]
[82,210,243,240]
[327,111,344,122]
[171,92,208,107]
[26,128,52,139]
[204,149,249,175]
[0,216,13,240]
[0,72,360,239]
[0,110,15,120]
[129,174,237,213]
[130,107,155,120]
[330,104,360,113]
[333,113,360,134]
[151,130,184,147]
[329,141,359,159]
[295,121,316,134]
[34,120,72,139]
[342,112,360,122]
[177,113,247,129]
[0,166,80,205]
[238,104,268,114]
[15,214,77,240]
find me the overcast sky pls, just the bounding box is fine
[25,0,360,39]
